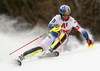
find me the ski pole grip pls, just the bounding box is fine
[49,25,61,32]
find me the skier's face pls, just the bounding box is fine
[62,15,69,19]
[61,12,69,19]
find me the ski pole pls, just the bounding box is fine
[9,31,51,55]
[9,26,61,55]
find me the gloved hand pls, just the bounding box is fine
[50,24,61,32]
[52,24,60,28]
[86,37,93,48]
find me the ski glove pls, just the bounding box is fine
[51,24,60,28]
[86,37,93,48]
[50,24,61,32]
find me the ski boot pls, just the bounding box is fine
[45,48,59,57]
[15,54,24,66]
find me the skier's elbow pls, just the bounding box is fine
[48,24,53,29]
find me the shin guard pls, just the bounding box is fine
[23,47,43,59]
[50,33,66,50]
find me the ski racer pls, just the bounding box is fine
[16,5,93,63]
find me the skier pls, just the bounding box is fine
[15,5,93,65]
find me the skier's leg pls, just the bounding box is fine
[55,35,69,52]
[23,46,43,59]
[50,33,67,50]
[48,33,68,53]
[40,33,56,51]
[17,46,43,61]
[17,33,56,61]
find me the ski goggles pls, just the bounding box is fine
[62,12,70,16]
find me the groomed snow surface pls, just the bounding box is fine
[0,15,100,71]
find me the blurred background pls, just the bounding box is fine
[0,0,100,41]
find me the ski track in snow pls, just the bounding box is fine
[0,15,100,71]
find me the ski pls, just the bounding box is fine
[14,51,59,66]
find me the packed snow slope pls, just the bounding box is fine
[0,15,100,71]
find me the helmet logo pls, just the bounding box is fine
[64,7,68,12]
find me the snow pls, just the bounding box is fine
[0,15,100,71]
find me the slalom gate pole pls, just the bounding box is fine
[57,36,63,52]
[9,31,51,55]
